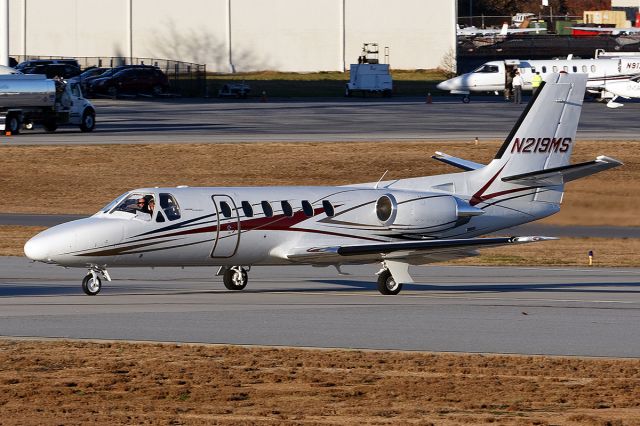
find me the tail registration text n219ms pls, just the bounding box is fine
[24,73,622,296]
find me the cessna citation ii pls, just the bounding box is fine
[24,73,621,296]
[437,56,640,107]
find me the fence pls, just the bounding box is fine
[11,55,207,97]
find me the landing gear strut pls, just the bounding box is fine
[376,267,402,295]
[222,266,249,290]
[82,265,111,296]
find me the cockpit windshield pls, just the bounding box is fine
[100,192,128,213]
[473,64,499,73]
[110,193,156,220]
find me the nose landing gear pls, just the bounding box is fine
[82,266,111,296]
[219,266,249,290]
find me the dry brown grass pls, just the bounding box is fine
[0,339,639,425]
[0,141,636,226]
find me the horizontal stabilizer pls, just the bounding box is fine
[501,156,623,185]
[286,236,555,263]
[432,151,484,171]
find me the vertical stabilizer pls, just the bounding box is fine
[469,73,587,204]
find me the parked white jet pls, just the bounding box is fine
[24,73,621,296]
[457,23,541,37]
[437,56,640,107]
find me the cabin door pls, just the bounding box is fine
[210,195,240,258]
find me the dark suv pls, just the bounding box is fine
[16,59,81,72]
[23,63,82,79]
[87,67,170,97]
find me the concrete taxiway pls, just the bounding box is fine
[3,96,640,145]
[1,256,639,357]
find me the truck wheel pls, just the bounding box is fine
[23,121,34,131]
[80,110,96,132]
[5,113,20,134]
[43,120,58,132]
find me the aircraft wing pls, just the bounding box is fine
[286,236,554,264]
[431,151,485,171]
[501,156,622,186]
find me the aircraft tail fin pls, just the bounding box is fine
[467,73,592,205]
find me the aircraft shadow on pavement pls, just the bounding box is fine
[0,285,80,297]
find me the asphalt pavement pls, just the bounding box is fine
[1,256,639,357]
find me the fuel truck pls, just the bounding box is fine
[0,74,96,134]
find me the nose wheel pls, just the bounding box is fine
[222,266,249,290]
[81,266,111,296]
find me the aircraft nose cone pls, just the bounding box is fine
[24,233,50,262]
[436,80,451,91]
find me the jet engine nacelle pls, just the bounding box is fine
[375,192,483,234]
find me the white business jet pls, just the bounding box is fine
[437,56,640,107]
[457,23,541,37]
[24,73,622,296]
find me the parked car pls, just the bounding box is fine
[23,63,81,79]
[86,66,169,97]
[68,67,108,92]
[15,59,81,72]
[218,82,251,98]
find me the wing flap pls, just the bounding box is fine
[501,156,622,185]
[286,236,554,263]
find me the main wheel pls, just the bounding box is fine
[82,274,102,296]
[377,269,402,295]
[462,96,471,104]
[80,110,96,132]
[223,267,248,290]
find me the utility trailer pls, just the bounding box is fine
[345,43,393,97]
[0,74,96,134]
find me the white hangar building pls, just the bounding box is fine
[6,0,456,72]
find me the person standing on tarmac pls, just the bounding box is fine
[532,71,543,95]
[512,69,524,104]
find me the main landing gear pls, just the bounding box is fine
[220,266,249,290]
[376,267,403,295]
[82,265,111,296]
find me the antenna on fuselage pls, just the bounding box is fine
[374,170,388,189]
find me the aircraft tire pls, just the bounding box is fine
[223,267,248,291]
[82,274,102,296]
[376,269,402,295]
[462,96,470,104]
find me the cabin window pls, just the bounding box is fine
[563,66,568,72]
[591,65,596,72]
[281,200,293,217]
[322,200,335,217]
[159,193,181,221]
[302,200,313,217]
[473,64,499,73]
[541,66,547,73]
[552,66,558,73]
[219,201,232,218]
[241,201,253,217]
[572,66,577,72]
[261,201,273,217]
[582,65,588,72]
